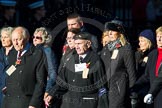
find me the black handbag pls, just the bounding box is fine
[97,87,109,108]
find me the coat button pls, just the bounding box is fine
[19,70,22,73]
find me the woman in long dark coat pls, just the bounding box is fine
[100,20,136,108]
[141,26,162,108]
[134,29,155,108]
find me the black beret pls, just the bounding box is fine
[104,19,125,33]
[73,32,91,40]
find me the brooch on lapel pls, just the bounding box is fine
[15,59,21,65]
[86,62,90,68]
[115,43,122,49]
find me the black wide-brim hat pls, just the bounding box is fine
[104,20,125,33]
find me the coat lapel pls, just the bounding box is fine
[17,45,34,66]
[151,50,158,78]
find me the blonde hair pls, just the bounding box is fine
[119,33,127,46]
[139,36,153,50]
[156,26,162,34]
[147,39,152,49]
[101,30,109,44]
[34,27,52,45]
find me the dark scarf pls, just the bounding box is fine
[107,38,122,51]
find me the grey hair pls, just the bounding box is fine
[22,27,30,40]
[34,27,52,45]
[0,27,14,39]
[12,26,30,41]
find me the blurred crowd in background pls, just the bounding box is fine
[0,0,162,49]
[0,0,162,108]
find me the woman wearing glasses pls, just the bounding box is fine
[33,27,58,108]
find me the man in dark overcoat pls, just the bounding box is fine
[2,27,47,108]
[44,32,106,108]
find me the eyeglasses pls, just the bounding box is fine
[33,36,42,40]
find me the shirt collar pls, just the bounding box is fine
[79,53,87,59]
[20,42,31,56]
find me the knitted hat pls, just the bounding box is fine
[139,29,155,44]
[104,19,125,33]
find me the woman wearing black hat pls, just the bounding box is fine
[133,29,156,108]
[136,29,156,80]
[100,20,136,108]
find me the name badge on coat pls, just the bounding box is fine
[143,57,148,63]
[82,68,89,79]
[111,49,119,59]
[75,63,86,72]
[6,65,16,76]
